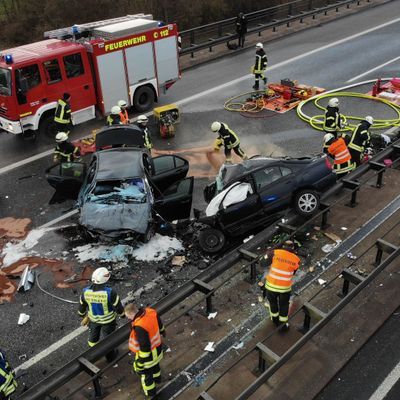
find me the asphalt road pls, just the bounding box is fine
[1,0,400,394]
[317,308,400,400]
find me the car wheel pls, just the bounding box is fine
[294,190,320,217]
[39,114,57,138]
[133,86,154,112]
[198,228,226,254]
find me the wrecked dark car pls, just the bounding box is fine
[46,125,193,241]
[197,155,336,253]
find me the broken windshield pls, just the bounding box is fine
[89,179,146,204]
[0,68,12,96]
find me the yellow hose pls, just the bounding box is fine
[224,91,266,113]
[297,91,400,133]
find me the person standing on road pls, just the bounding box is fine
[252,43,267,90]
[235,12,247,48]
[136,115,153,150]
[323,133,355,177]
[78,267,125,362]
[106,106,123,126]
[323,98,344,138]
[53,132,81,164]
[262,241,300,331]
[125,303,165,399]
[347,116,373,166]
[211,121,248,163]
[118,100,129,125]
[0,349,17,400]
[54,92,72,134]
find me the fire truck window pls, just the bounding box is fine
[43,59,62,84]
[63,53,84,78]
[15,64,41,104]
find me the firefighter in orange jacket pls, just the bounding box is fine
[125,303,165,398]
[323,133,355,177]
[118,100,129,125]
[262,241,300,331]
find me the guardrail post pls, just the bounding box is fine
[369,161,386,188]
[190,31,195,46]
[338,268,364,297]
[319,201,330,229]
[256,342,280,373]
[78,357,103,399]
[375,239,399,266]
[342,179,360,208]
[300,302,326,333]
[238,249,259,283]
[288,4,293,16]
[193,279,215,314]
[218,23,222,37]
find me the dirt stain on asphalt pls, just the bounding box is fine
[0,217,31,239]
[0,257,93,303]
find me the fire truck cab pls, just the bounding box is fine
[0,14,180,136]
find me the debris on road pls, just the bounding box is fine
[204,342,215,352]
[341,227,348,231]
[322,244,337,253]
[17,266,35,292]
[18,313,30,325]
[347,252,357,260]
[243,235,254,243]
[171,256,186,267]
[232,342,244,350]
[207,312,218,320]
[318,278,327,285]
[324,232,342,243]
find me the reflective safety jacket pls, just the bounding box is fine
[215,123,240,149]
[54,99,71,124]
[328,137,354,174]
[348,121,371,153]
[54,141,80,163]
[78,284,124,324]
[323,106,341,133]
[0,350,17,397]
[254,49,267,73]
[129,308,165,369]
[119,110,129,125]
[136,124,153,150]
[106,114,122,126]
[265,249,300,293]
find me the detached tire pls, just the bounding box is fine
[198,228,226,254]
[294,189,320,217]
[133,86,154,112]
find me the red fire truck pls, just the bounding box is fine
[0,14,180,137]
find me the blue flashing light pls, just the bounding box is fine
[5,54,13,64]
[72,25,80,35]
[157,21,166,27]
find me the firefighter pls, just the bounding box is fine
[211,121,248,163]
[324,133,355,177]
[0,349,17,400]
[235,12,247,48]
[78,267,125,362]
[106,106,123,126]
[136,115,153,150]
[347,116,373,166]
[323,98,344,137]
[125,303,165,399]
[118,100,129,125]
[54,92,72,133]
[53,132,80,164]
[252,43,267,90]
[263,241,300,331]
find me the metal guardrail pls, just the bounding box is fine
[18,137,400,399]
[179,0,371,57]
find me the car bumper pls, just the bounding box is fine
[0,117,23,134]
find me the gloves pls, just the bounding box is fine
[81,315,90,326]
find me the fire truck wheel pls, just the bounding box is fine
[133,86,154,112]
[40,115,57,138]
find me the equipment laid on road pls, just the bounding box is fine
[0,14,180,137]
[370,77,400,105]
[153,104,180,138]
[224,79,325,115]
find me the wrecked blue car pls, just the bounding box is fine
[46,126,193,241]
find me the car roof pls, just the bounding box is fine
[96,148,144,180]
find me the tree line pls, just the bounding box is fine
[0,0,286,47]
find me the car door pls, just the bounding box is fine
[154,177,194,221]
[150,155,189,194]
[45,162,86,201]
[252,165,295,214]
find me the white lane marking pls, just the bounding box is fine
[2,16,400,176]
[14,276,164,372]
[369,360,400,400]
[39,209,78,228]
[347,56,400,83]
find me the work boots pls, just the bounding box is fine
[263,77,267,85]
[252,83,259,90]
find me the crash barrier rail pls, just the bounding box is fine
[199,221,400,400]
[179,0,371,57]
[18,137,400,399]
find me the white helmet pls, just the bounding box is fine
[118,100,127,108]
[365,115,374,125]
[328,98,339,108]
[211,121,221,132]
[324,133,335,144]
[256,42,263,49]
[111,105,121,115]
[55,132,68,143]
[137,115,148,123]
[91,267,110,284]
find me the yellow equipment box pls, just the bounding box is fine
[153,104,180,123]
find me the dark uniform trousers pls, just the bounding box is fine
[266,290,291,324]
[88,320,118,362]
